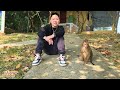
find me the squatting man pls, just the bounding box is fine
[32,12,67,67]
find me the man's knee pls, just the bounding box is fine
[35,38,45,53]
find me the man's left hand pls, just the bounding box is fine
[48,39,53,45]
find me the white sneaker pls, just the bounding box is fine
[32,56,42,66]
[58,55,67,67]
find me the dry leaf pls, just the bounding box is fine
[2,70,18,78]
[22,67,29,72]
[101,51,106,55]
[16,63,21,69]
[69,41,74,44]
[66,55,71,59]
[101,50,111,55]
[117,65,120,70]
[114,60,120,63]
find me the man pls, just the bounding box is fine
[32,12,67,66]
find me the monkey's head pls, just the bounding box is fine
[82,39,89,48]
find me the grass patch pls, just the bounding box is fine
[0,33,38,44]
[0,45,36,79]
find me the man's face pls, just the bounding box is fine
[50,15,60,28]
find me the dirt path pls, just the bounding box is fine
[21,33,120,79]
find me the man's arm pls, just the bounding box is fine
[38,25,54,45]
[37,27,46,39]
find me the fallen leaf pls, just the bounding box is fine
[101,50,111,56]
[42,72,49,77]
[69,41,74,44]
[16,63,21,69]
[22,67,29,72]
[101,51,106,55]
[2,70,18,78]
[73,51,76,52]
[66,55,71,59]
[114,60,120,63]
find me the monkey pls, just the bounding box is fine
[79,39,94,65]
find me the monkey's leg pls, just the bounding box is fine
[79,53,84,61]
[83,53,88,65]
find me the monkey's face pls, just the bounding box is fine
[83,42,89,48]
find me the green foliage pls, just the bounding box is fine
[5,11,49,33]
[67,15,76,23]
[0,33,37,44]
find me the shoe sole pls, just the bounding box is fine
[58,61,67,67]
[32,60,42,66]
[59,63,67,67]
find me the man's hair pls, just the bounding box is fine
[50,12,60,18]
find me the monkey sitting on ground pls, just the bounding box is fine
[79,39,94,65]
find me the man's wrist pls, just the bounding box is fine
[43,36,46,40]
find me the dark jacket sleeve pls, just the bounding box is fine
[37,27,46,39]
[54,26,65,37]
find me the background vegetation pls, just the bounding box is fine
[5,11,49,33]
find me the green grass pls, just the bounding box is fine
[0,45,36,79]
[0,32,38,79]
[0,33,38,44]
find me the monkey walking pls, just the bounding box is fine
[79,39,94,65]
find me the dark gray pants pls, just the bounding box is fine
[35,37,65,55]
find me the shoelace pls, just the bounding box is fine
[57,56,65,61]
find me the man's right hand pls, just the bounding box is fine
[43,36,49,42]
[43,36,53,45]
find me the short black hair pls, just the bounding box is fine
[50,12,60,18]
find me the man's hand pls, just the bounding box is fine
[43,36,53,45]
[48,39,53,45]
[47,34,55,39]
[43,36,49,42]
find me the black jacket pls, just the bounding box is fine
[38,24,65,39]
[37,24,65,55]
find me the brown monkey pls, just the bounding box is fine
[79,39,94,65]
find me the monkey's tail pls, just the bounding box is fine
[90,61,95,65]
